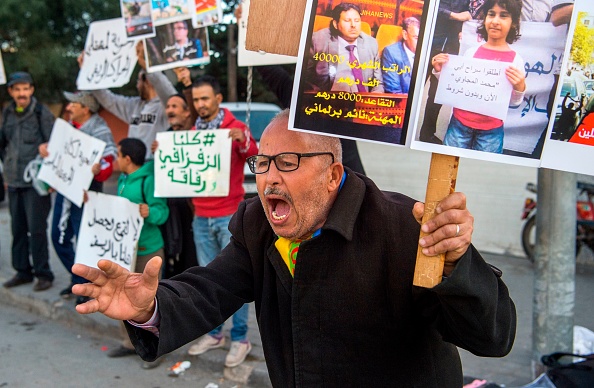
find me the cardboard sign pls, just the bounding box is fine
[154,130,232,197]
[75,192,144,271]
[37,119,106,207]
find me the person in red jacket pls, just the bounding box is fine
[186,75,258,367]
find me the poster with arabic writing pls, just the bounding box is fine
[77,18,139,90]
[290,0,426,145]
[409,0,573,167]
[541,0,594,176]
[154,130,232,197]
[75,192,143,272]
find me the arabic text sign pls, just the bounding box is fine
[37,119,106,207]
[75,192,143,271]
[435,55,512,121]
[154,130,232,197]
[77,18,138,90]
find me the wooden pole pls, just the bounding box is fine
[413,154,459,288]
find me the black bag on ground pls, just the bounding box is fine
[541,352,594,388]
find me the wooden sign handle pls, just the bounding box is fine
[413,153,459,288]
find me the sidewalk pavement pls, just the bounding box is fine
[1,191,593,387]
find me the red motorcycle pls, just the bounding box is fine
[521,181,594,262]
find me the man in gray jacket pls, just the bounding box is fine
[0,71,55,291]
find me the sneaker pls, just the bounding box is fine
[60,284,74,299]
[33,278,53,292]
[187,335,225,356]
[3,275,33,288]
[225,340,252,367]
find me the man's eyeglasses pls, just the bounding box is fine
[247,152,334,174]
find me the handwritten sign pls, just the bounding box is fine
[435,55,512,121]
[0,51,5,85]
[154,130,232,197]
[75,191,143,271]
[77,18,139,90]
[37,119,106,207]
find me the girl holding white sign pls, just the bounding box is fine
[432,0,526,153]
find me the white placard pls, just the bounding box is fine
[76,18,139,90]
[435,55,512,121]
[154,130,232,197]
[75,191,143,271]
[237,0,297,67]
[0,51,6,85]
[37,119,106,207]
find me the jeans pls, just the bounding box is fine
[192,215,249,341]
[8,186,53,281]
[51,193,86,285]
[444,115,504,154]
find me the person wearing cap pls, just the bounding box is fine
[38,91,117,304]
[77,41,176,160]
[0,71,55,292]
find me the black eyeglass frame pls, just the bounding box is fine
[247,152,335,174]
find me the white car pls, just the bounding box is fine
[220,102,281,198]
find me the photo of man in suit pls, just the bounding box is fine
[381,16,420,94]
[305,2,384,93]
[163,20,203,63]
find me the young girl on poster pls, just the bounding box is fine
[431,0,526,153]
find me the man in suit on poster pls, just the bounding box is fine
[381,16,421,94]
[306,2,383,93]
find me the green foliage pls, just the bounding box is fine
[570,12,594,69]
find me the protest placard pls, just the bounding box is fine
[193,0,223,28]
[76,18,139,90]
[435,55,513,121]
[121,0,156,39]
[152,0,194,26]
[144,18,210,73]
[37,119,106,207]
[154,130,232,197]
[237,0,297,67]
[75,191,143,272]
[290,0,425,145]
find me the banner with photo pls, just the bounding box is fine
[121,0,156,39]
[290,0,426,145]
[75,192,143,272]
[77,18,139,90]
[144,18,210,72]
[37,119,106,207]
[237,0,297,67]
[154,130,232,197]
[193,0,223,28]
[541,0,594,176]
[409,2,572,167]
[152,0,195,26]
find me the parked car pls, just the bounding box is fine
[220,102,281,198]
[584,80,594,100]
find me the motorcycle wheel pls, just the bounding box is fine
[521,215,536,262]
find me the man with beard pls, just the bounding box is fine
[150,93,198,278]
[80,42,176,160]
[1,71,55,292]
[72,109,516,386]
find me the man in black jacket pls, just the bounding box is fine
[73,109,516,387]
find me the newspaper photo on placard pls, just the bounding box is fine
[75,191,143,272]
[237,0,297,67]
[152,0,195,26]
[76,18,139,90]
[542,0,594,176]
[121,0,156,39]
[290,0,426,145]
[154,129,232,197]
[144,18,210,72]
[193,0,223,28]
[37,119,106,207]
[410,0,573,167]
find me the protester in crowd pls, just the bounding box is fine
[38,91,117,304]
[164,20,203,62]
[381,16,421,94]
[306,2,383,93]
[150,93,198,278]
[105,137,168,370]
[0,72,55,292]
[78,42,176,160]
[72,108,516,386]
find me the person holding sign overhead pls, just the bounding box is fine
[432,0,526,153]
[305,2,383,93]
[72,109,516,386]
